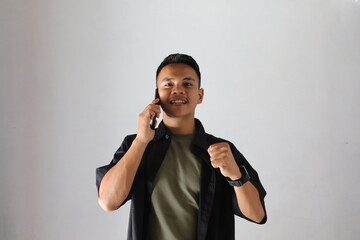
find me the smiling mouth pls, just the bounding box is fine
[169,99,188,104]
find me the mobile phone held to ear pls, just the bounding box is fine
[150,89,160,130]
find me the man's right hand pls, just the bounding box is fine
[135,98,161,144]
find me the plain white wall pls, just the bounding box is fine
[1,0,360,239]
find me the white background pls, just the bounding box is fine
[1,0,359,239]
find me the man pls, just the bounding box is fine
[96,53,267,240]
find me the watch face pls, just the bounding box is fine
[240,165,249,177]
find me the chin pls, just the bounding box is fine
[163,112,195,119]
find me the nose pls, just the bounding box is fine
[171,83,185,95]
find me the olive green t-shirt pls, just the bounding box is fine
[147,134,202,240]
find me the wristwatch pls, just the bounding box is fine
[226,165,250,187]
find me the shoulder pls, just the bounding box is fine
[115,134,137,153]
[204,132,243,157]
[204,133,240,153]
[124,134,137,142]
[205,132,229,145]
[195,118,234,146]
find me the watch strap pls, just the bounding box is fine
[226,165,250,187]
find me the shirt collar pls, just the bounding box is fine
[153,120,169,142]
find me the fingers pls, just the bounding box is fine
[210,159,224,168]
[208,143,229,158]
[208,142,229,151]
[136,100,161,143]
[142,101,161,120]
[149,107,161,119]
[138,99,162,129]
[150,98,161,118]
[152,98,160,105]
[208,143,241,179]
[208,143,230,168]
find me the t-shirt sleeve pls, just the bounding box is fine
[228,142,267,224]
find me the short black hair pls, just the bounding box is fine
[156,53,201,87]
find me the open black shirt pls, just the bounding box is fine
[96,119,267,240]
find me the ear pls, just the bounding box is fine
[197,88,204,104]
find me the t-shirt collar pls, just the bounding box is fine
[153,118,208,150]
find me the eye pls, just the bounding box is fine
[164,82,173,87]
[184,82,193,87]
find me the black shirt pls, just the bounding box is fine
[96,119,267,240]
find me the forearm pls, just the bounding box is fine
[98,138,148,211]
[208,142,266,223]
[234,182,265,223]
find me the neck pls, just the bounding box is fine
[163,115,196,135]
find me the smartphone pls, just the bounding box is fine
[150,89,160,130]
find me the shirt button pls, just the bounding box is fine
[165,135,169,139]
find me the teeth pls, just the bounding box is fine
[170,100,187,104]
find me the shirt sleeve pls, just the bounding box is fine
[95,135,136,199]
[228,142,267,224]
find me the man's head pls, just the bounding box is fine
[155,54,204,121]
[156,53,201,88]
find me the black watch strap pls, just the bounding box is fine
[227,165,250,187]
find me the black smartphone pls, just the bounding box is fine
[150,89,160,130]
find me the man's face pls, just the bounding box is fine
[156,63,204,119]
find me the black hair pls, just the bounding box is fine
[156,53,201,87]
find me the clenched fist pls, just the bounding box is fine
[207,142,242,180]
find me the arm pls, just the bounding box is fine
[208,143,266,223]
[98,99,161,212]
[231,177,266,223]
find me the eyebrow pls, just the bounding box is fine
[161,77,195,82]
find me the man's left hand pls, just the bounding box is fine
[207,142,242,180]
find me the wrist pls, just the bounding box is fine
[227,166,242,181]
[226,165,250,187]
[133,137,150,147]
[228,173,242,181]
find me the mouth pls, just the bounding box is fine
[169,98,188,105]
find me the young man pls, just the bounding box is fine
[96,54,267,240]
